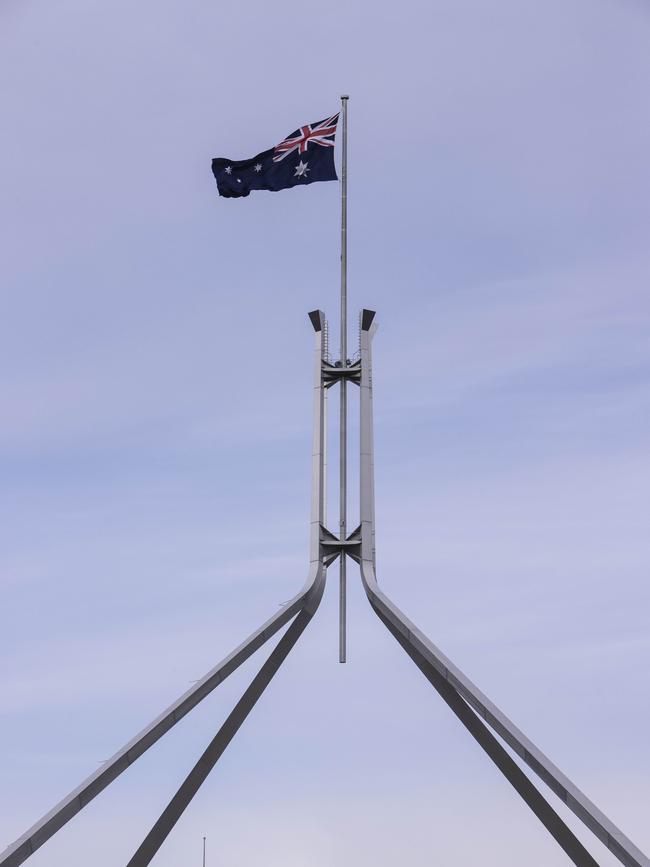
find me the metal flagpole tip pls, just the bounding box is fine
[340,94,349,100]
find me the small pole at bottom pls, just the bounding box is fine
[202,836,206,867]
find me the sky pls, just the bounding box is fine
[1,0,649,865]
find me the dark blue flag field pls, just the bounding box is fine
[212,113,339,198]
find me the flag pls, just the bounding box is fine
[212,113,339,199]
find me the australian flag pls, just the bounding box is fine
[212,113,339,198]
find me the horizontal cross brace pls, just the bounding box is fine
[320,524,361,565]
[323,360,361,387]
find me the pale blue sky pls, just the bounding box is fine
[1,0,649,865]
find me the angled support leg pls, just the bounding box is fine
[0,312,332,867]
[377,605,599,866]
[127,576,325,867]
[357,309,649,867]
[1,578,321,867]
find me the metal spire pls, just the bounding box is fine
[339,93,349,663]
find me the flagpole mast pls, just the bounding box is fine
[339,94,349,664]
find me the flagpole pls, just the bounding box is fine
[339,94,349,664]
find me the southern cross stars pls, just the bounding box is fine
[221,158,310,186]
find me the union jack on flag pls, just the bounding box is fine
[273,113,339,163]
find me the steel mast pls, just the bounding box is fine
[339,94,349,663]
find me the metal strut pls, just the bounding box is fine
[356,308,649,867]
[0,312,332,867]
[126,593,324,867]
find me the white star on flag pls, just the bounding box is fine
[294,160,310,178]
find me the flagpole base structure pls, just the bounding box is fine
[1,309,648,867]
